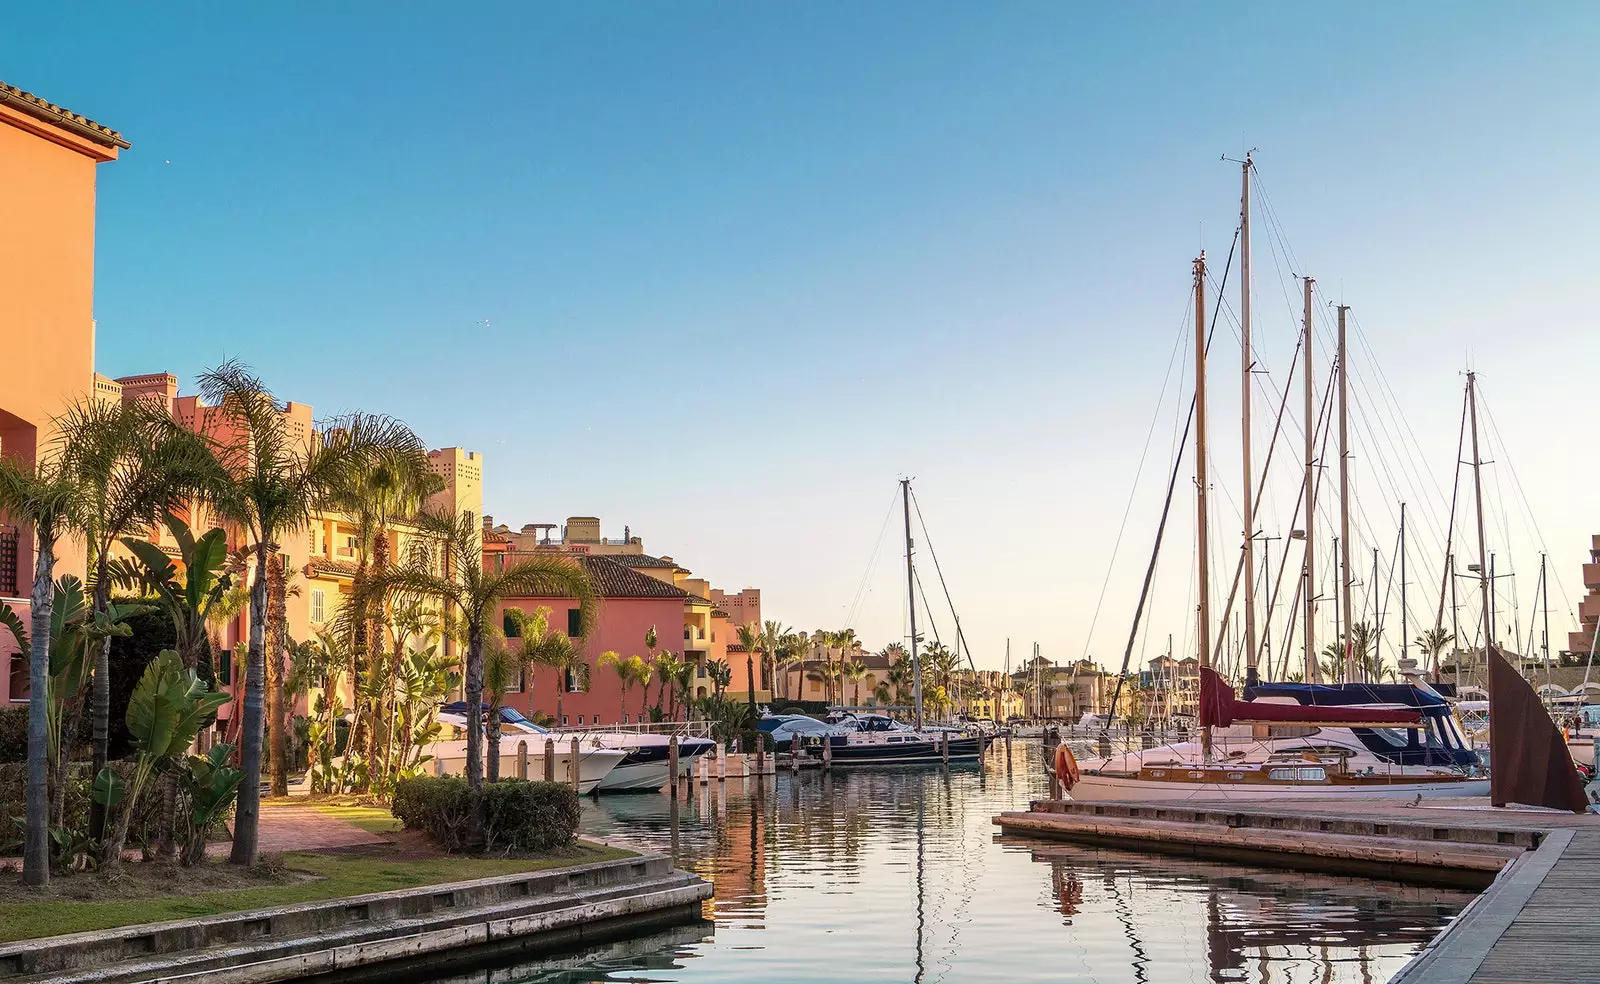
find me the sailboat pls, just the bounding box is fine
[1067,160,1487,802]
[760,479,986,766]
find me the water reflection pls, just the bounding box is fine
[420,742,1473,984]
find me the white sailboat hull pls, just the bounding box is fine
[1068,772,1490,802]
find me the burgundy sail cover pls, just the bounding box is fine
[1198,668,1421,728]
[1488,646,1588,813]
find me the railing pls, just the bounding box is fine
[550,720,713,738]
[0,525,17,598]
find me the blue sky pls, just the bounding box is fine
[6,4,1597,672]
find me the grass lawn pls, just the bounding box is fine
[305,801,404,835]
[0,841,633,943]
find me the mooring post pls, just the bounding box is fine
[756,727,766,776]
[941,730,950,765]
[718,743,727,782]
[543,738,555,782]
[570,737,582,792]
[821,737,832,772]
[516,740,528,780]
[669,736,680,799]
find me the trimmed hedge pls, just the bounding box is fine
[392,776,580,854]
[0,707,23,764]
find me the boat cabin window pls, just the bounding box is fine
[1268,766,1326,782]
[1253,725,1321,740]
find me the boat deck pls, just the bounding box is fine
[995,796,1600,983]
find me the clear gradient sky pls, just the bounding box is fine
[5,4,1596,672]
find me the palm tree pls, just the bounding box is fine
[330,447,440,792]
[736,622,763,709]
[1416,625,1455,676]
[708,659,732,697]
[55,396,217,842]
[362,509,595,815]
[652,653,688,720]
[526,625,588,726]
[842,659,867,706]
[775,632,811,701]
[599,650,648,722]
[197,359,425,866]
[831,629,857,704]
[482,638,516,782]
[0,451,85,887]
[759,620,789,698]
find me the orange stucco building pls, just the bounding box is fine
[0,82,126,703]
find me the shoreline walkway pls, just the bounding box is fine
[255,803,392,854]
[996,796,1600,984]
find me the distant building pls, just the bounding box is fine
[1568,534,1600,657]
[485,516,768,709]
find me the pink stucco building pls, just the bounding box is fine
[497,555,690,726]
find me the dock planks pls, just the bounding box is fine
[1458,828,1600,984]
[994,796,1600,984]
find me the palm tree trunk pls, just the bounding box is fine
[266,555,288,798]
[486,706,501,782]
[362,527,390,792]
[87,547,112,843]
[463,624,485,795]
[230,544,271,866]
[23,538,55,887]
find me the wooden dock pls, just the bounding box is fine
[995,797,1600,983]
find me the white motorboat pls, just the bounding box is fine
[561,729,718,792]
[432,704,626,794]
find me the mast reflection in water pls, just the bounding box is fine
[401,744,1471,984]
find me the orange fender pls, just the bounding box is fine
[1054,743,1081,792]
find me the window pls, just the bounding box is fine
[567,608,582,637]
[218,650,233,686]
[506,668,524,694]
[310,589,326,625]
[504,611,521,637]
[562,715,569,725]
[1268,766,1327,782]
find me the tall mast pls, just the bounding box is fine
[1193,253,1213,762]
[1400,501,1409,668]
[902,478,924,729]
[1468,372,1493,657]
[1542,554,1551,677]
[1302,277,1317,682]
[1450,552,1461,690]
[1337,304,1354,683]
[1333,535,1342,678]
[1240,154,1259,686]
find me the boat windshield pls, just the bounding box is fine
[1353,711,1479,768]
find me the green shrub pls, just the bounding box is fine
[482,780,579,852]
[392,776,580,854]
[0,707,24,764]
[392,776,473,852]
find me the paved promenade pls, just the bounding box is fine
[255,804,391,854]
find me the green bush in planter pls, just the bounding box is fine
[392,776,579,854]
[482,780,580,852]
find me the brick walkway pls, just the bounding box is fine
[255,804,390,854]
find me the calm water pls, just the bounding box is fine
[422,743,1472,984]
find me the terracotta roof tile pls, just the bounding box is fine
[0,81,129,149]
[306,557,359,578]
[507,555,689,600]
[608,554,681,569]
